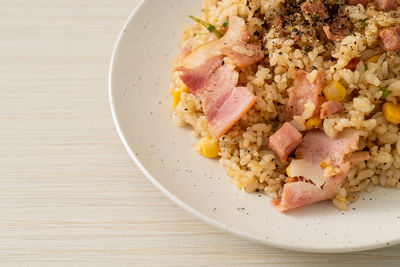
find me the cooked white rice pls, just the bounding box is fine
[170,0,400,210]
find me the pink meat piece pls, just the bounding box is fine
[301,0,329,21]
[219,16,264,67]
[182,16,264,69]
[268,123,303,162]
[296,129,360,166]
[323,14,350,42]
[373,0,396,11]
[380,26,400,51]
[271,129,361,212]
[285,70,323,121]
[179,56,256,138]
[178,16,264,138]
[346,0,370,7]
[320,101,344,119]
[271,164,350,212]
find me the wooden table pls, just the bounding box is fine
[1,0,400,265]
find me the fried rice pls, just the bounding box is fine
[169,0,400,211]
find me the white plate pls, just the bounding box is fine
[109,0,400,253]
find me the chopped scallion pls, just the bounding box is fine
[382,87,389,99]
[189,15,222,38]
[360,19,368,26]
[223,19,229,28]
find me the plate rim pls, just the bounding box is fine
[108,0,400,253]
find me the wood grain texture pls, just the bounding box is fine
[1,0,400,265]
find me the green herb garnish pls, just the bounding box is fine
[223,19,229,28]
[189,15,222,38]
[360,19,368,26]
[382,87,389,98]
[364,64,368,71]
[311,14,320,21]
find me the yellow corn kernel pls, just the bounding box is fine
[172,91,182,108]
[286,166,290,176]
[323,80,347,102]
[305,117,322,130]
[366,55,380,64]
[200,137,219,158]
[382,102,400,124]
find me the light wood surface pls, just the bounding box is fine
[1,0,400,265]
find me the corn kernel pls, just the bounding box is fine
[382,102,400,124]
[200,137,219,158]
[305,117,322,130]
[172,91,182,108]
[366,55,380,64]
[286,166,290,176]
[323,80,347,102]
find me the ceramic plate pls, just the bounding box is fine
[109,0,400,253]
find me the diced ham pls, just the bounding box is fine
[344,57,360,71]
[373,0,396,11]
[323,13,350,42]
[272,129,361,212]
[285,70,323,121]
[301,0,329,21]
[320,101,344,119]
[346,0,369,7]
[380,26,400,52]
[182,16,264,69]
[269,16,284,33]
[179,56,256,138]
[268,123,303,162]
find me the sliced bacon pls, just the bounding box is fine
[268,123,303,162]
[300,0,329,21]
[346,0,369,7]
[271,164,350,212]
[380,26,400,52]
[323,13,350,42]
[182,16,264,69]
[344,57,360,71]
[285,70,323,121]
[372,0,396,11]
[272,129,361,212]
[219,17,264,67]
[296,129,360,166]
[320,101,344,119]
[178,16,264,138]
[179,56,256,138]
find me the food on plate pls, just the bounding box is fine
[169,0,400,212]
